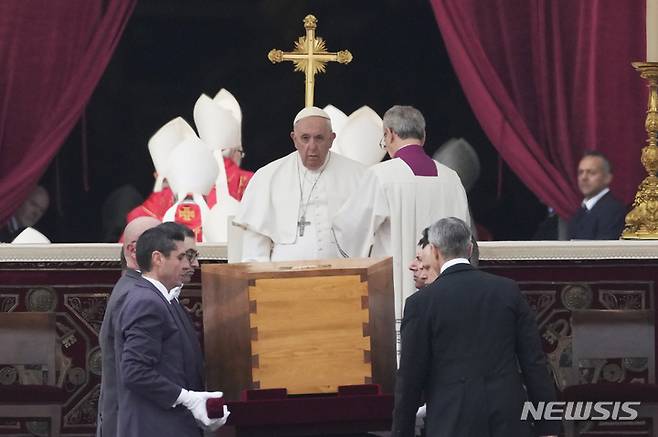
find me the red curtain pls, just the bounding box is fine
[431,0,646,219]
[0,0,136,223]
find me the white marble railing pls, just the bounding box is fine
[478,240,658,261]
[0,240,656,263]
[0,243,227,262]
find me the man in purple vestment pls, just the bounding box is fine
[332,105,470,360]
[380,106,437,176]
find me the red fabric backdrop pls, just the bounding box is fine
[0,0,136,223]
[431,0,647,219]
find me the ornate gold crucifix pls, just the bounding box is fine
[268,15,353,107]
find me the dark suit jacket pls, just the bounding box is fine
[97,269,141,437]
[114,276,204,437]
[392,264,559,437]
[567,191,626,239]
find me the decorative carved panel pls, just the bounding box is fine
[1,244,657,436]
[0,259,209,436]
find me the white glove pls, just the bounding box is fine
[415,403,427,436]
[177,389,230,430]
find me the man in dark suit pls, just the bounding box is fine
[97,216,160,437]
[98,219,208,437]
[114,225,227,437]
[158,221,205,386]
[392,217,559,437]
[568,151,626,239]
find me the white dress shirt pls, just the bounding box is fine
[440,258,470,274]
[583,187,610,211]
[142,275,174,303]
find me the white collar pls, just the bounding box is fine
[170,285,182,301]
[440,258,470,274]
[583,187,610,211]
[142,275,175,303]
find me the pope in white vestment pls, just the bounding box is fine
[235,107,365,262]
[332,105,470,353]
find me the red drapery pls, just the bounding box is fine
[0,0,136,223]
[431,0,646,219]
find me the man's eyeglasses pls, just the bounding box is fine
[185,249,199,263]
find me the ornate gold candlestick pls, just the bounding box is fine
[622,62,658,239]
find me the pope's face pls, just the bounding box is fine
[291,116,335,170]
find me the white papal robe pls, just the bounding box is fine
[235,150,365,262]
[332,158,470,353]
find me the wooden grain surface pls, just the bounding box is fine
[249,275,371,394]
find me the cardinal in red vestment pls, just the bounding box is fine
[125,156,252,225]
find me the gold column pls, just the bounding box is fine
[622,62,658,239]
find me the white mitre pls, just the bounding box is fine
[11,227,50,244]
[433,137,481,192]
[194,93,241,151]
[347,105,373,119]
[332,106,385,166]
[323,104,348,137]
[323,104,348,155]
[162,136,218,234]
[193,91,243,243]
[213,89,242,147]
[148,117,196,192]
[193,93,242,243]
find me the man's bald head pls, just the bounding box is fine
[123,217,160,270]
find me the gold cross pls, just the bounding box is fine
[178,205,196,221]
[268,15,353,107]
